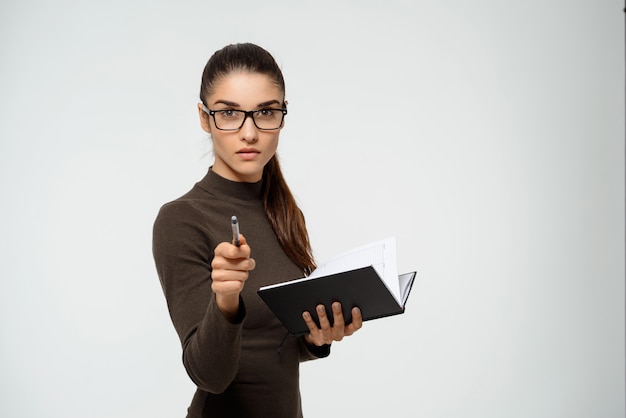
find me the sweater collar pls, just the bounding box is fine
[197,167,264,202]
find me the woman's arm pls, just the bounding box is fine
[153,201,252,393]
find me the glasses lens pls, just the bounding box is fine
[213,109,284,130]
[253,109,284,130]
[213,110,244,130]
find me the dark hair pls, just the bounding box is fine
[200,43,285,104]
[199,43,316,275]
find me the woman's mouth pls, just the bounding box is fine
[237,148,260,161]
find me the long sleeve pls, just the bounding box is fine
[153,200,243,393]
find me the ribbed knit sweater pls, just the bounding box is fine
[153,168,330,418]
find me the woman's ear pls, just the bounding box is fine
[197,103,211,134]
[281,100,288,128]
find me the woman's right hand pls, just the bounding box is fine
[211,234,255,320]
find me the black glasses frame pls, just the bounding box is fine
[201,104,287,131]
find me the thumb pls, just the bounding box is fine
[235,233,249,247]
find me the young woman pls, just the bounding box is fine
[152,43,362,418]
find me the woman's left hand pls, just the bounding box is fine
[302,302,362,346]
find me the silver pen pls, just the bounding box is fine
[231,215,241,247]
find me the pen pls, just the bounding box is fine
[231,215,241,247]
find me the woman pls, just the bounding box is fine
[152,43,362,418]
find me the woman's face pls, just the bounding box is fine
[198,71,284,183]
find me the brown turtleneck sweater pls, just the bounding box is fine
[153,169,330,418]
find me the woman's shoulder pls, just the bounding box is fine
[155,188,215,226]
[156,177,216,216]
[152,191,220,252]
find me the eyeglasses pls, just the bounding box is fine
[201,104,287,131]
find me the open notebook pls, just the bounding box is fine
[257,237,417,336]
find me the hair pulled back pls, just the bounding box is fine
[200,43,285,104]
[199,43,315,275]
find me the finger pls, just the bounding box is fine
[210,267,249,283]
[211,278,246,295]
[351,306,362,328]
[344,307,363,336]
[302,311,321,339]
[236,234,248,247]
[316,305,333,343]
[330,302,345,341]
[331,302,345,328]
[211,255,255,273]
[246,257,256,271]
[316,305,330,329]
[214,236,252,259]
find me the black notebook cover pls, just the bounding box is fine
[257,266,416,336]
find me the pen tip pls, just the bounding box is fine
[231,215,237,223]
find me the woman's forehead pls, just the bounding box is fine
[208,72,283,106]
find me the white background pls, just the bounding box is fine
[1,1,624,417]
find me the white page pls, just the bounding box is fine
[307,236,401,303]
[398,272,415,304]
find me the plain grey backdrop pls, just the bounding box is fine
[1,1,624,417]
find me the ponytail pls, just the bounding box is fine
[263,155,316,275]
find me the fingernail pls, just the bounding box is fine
[303,312,310,320]
[333,302,341,312]
[317,305,325,313]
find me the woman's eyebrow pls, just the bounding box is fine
[212,99,282,108]
[213,99,239,107]
[257,99,282,107]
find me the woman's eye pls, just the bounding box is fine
[220,110,239,118]
[256,109,274,117]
